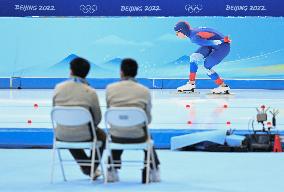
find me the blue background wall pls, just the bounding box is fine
[1,17,284,79]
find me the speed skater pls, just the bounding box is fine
[174,21,231,94]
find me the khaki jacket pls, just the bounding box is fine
[106,79,152,139]
[53,78,101,141]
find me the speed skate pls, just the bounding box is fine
[176,82,200,94]
[209,84,232,95]
[206,85,235,97]
[176,82,233,95]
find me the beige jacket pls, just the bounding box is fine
[106,79,152,139]
[53,78,101,141]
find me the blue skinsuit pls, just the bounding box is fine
[189,27,230,73]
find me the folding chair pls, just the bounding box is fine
[104,107,156,184]
[50,106,104,183]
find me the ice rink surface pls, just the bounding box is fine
[0,89,283,130]
[1,149,284,192]
[0,89,284,191]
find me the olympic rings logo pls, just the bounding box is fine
[185,4,203,13]
[80,5,98,14]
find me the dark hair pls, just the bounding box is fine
[120,58,138,78]
[70,57,90,78]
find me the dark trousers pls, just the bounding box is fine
[69,128,106,176]
[109,136,160,170]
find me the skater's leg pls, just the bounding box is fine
[189,53,202,84]
[204,43,230,86]
[205,68,230,94]
[206,69,224,86]
[177,47,210,92]
[189,46,211,84]
[177,53,203,92]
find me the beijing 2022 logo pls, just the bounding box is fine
[185,4,203,13]
[80,5,98,13]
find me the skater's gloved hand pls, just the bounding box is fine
[223,36,231,43]
[212,40,222,45]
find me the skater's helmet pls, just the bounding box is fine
[174,21,191,37]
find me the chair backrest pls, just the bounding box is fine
[51,106,95,132]
[105,107,148,128]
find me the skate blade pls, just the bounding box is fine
[206,92,235,98]
[177,90,200,94]
[209,90,233,95]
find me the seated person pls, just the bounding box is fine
[106,58,160,183]
[53,57,106,180]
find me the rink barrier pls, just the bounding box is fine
[0,78,10,89]
[1,128,284,149]
[1,77,284,89]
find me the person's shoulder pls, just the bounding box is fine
[106,80,149,93]
[136,82,149,90]
[106,81,121,91]
[84,84,97,93]
[134,82,150,94]
[55,80,73,90]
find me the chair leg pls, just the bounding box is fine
[104,162,108,184]
[150,145,157,172]
[105,140,115,184]
[57,149,67,181]
[96,145,105,181]
[90,147,96,182]
[108,150,115,170]
[146,145,151,184]
[50,147,56,183]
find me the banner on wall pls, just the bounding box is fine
[0,0,283,17]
